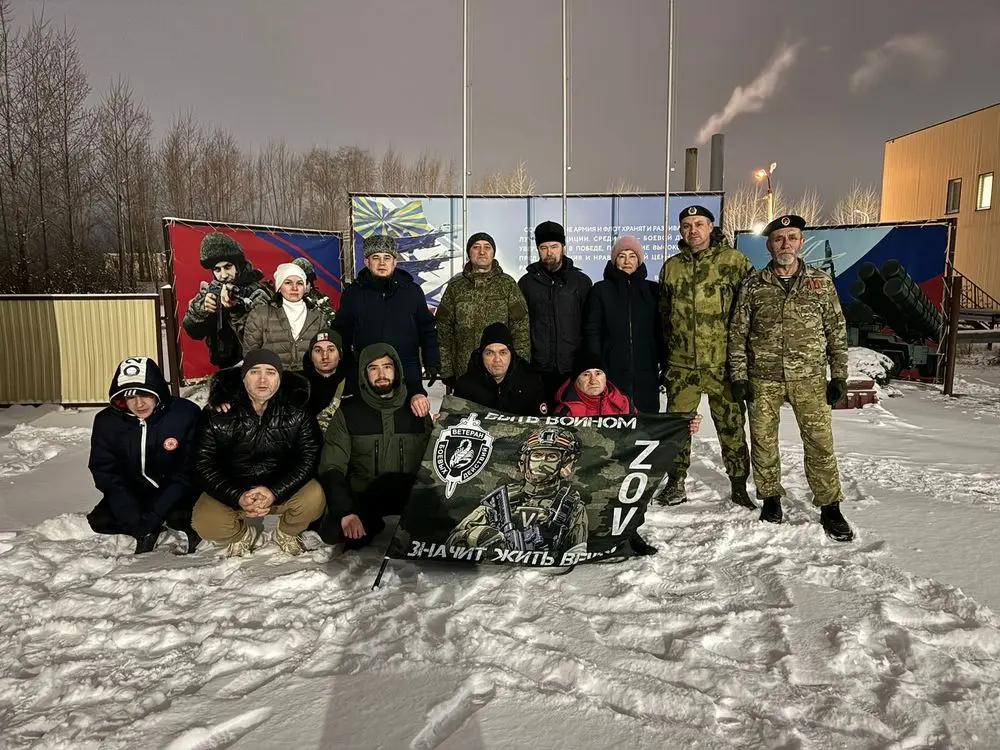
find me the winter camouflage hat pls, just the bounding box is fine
[363,235,399,259]
[292,257,317,282]
[199,232,246,270]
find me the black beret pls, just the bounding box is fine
[762,214,806,236]
[679,205,715,223]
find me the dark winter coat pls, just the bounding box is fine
[242,293,326,372]
[182,265,271,369]
[583,261,663,413]
[317,343,433,517]
[518,257,592,375]
[196,367,321,509]
[453,350,548,416]
[88,358,201,536]
[335,267,440,397]
[301,346,353,432]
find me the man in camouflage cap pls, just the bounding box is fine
[727,214,853,542]
[292,257,336,328]
[658,205,755,508]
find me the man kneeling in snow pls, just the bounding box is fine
[313,343,433,550]
[193,349,325,556]
[87,357,202,555]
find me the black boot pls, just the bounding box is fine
[134,532,159,554]
[627,530,658,556]
[729,476,756,510]
[759,496,783,524]
[183,529,202,554]
[820,502,854,542]
[658,475,687,506]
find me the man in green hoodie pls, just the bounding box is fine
[314,343,433,549]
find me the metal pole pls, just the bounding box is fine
[562,0,568,227]
[462,0,469,251]
[663,0,675,254]
[943,274,962,396]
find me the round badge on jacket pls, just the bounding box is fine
[163,437,179,451]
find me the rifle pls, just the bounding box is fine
[547,485,576,553]
[480,486,525,551]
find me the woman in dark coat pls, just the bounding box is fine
[583,236,663,413]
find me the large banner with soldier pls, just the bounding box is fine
[385,396,693,568]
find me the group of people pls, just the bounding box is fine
[87,206,854,561]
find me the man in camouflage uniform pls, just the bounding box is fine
[658,205,755,508]
[446,426,588,555]
[292,257,337,328]
[727,214,853,542]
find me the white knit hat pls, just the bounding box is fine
[273,262,307,290]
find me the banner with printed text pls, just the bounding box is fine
[350,193,723,307]
[386,396,692,568]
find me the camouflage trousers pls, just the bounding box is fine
[747,376,843,507]
[664,366,750,479]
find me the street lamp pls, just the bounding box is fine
[754,162,777,222]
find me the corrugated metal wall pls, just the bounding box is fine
[0,295,161,405]
[882,104,1000,299]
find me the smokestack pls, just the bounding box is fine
[684,148,698,191]
[709,133,725,191]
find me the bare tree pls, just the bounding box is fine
[831,181,881,224]
[0,0,30,282]
[477,160,536,194]
[721,181,765,244]
[789,187,824,227]
[159,111,202,218]
[608,177,641,194]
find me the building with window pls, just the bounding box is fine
[881,102,1000,301]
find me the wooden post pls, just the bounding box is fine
[160,284,182,397]
[943,274,962,397]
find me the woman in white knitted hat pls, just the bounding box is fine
[242,262,326,371]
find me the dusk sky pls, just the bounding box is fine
[13,0,1000,204]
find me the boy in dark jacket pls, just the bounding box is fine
[453,322,547,416]
[87,357,201,554]
[302,328,353,432]
[315,343,433,549]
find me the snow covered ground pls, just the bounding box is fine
[1,367,999,749]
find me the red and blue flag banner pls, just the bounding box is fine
[166,218,343,381]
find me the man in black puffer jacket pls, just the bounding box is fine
[518,221,592,403]
[193,349,325,557]
[454,322,547,416]
[88,357,202,555]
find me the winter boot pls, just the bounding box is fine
[729,476,756,510]
[820,502,854,542]
[658,475,688,506]
[627,530,658,556]
[183,529,202,554]
[134,532,159,555]
[759,496,783,524]
[226,524,260,558]
[275,526,305,556]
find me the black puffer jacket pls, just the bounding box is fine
[453,350,547,416]
[196,367,321,509]
[584,261,663,413]
[301,345,353,419]
[88,358,201,535]
[518,257,592,375]
[335,267,440,396]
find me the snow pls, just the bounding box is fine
[848,346,894,383]
[1,370,999,748]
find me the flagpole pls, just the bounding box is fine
[561,0,568,228]
[663,0,674,254]
[462,0,469,251]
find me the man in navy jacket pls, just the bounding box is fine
[87,357,202,554]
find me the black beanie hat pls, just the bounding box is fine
[309,328,343,353]
[466,232,496,257]
[573,349,607,381]
[199,232,247,270]
[534,221,566,248]
[479,322,514,351]
[241,349,283,379]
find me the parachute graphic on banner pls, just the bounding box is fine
[352,197,432,238]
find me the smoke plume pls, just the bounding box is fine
[849,33,945,93]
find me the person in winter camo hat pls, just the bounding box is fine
[87,357,202,554]
[658,205,755,510]
[291,257,337,328]
[435,231,531,388]
[728,214,854,542]
[182,232,272,369]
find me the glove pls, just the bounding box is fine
[826,378,848,406]
[425,366,440,387]
[730,380,752,404]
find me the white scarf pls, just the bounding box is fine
[282,298,308,339]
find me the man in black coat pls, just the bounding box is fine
[88,357,202,555]
[301,328,353,432]
[518,221,593,403]
[454,322,548,416]
[335,235,440,419]
[193,349,325,557]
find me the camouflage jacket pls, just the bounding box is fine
[435,260,531,379]
[728,261,849,382]
[658,240,753,371]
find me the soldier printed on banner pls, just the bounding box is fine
[292,257,337,328]
[727,214,854,542]
[657,204,756,510]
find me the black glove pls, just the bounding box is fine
[730,380,752,404]
[826,378,847,406]
[424,366,440,387]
